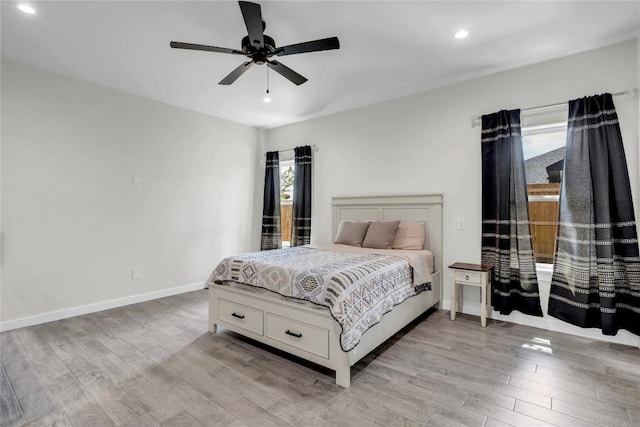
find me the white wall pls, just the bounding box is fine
[1,61,261,329]
[264,40,640,347]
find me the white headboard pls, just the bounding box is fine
[331,195,443,275]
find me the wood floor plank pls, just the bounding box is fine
[410,363,552,409]
[328,390,416,426]
[508,375,600,408]
[483,417,515,427]
[513,399,597,427]
[223,398,295,427]
[372,372,489,426]
[139,363,238,426]
[1,332,70,426]
[423,411,477,427]
[22,411,73,427]
[263,397,334,427]
[552,397,637,427]
[348,377,432,424]
[159,410,204,427]
[13,327,70,380]
[463,397,555,427]
[508,368,598,399]
[45,372,115,426]
[1,290,638,427]
[118,413,162,427]
[595,386,640,410]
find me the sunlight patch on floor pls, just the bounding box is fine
[521,337,553,354]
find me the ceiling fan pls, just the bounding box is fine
[170,1,340,86]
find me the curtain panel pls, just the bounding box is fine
[548,93,640,336]
[291,145,312,246]
[481,110,542,316]
[260,151,282,250]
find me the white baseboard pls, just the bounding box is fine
[0,282,206,332]
[441,300,640,348]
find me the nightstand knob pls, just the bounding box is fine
[465,275,470,281]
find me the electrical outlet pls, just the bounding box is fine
[132,176,141,187]
[131,267,141,279]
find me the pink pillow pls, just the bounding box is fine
[392,221,426,250]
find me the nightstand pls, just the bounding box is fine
[448,262,493,327]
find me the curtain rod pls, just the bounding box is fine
[268,144,318,155]
[470,88,638,128]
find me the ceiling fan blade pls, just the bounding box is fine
[267,60,307,85]
[219,61,254,85]
[170,41,244,55]
[239,1,264,49]
[275,37,340,56]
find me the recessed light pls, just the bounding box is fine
[18,4,36,14]
[454,30,469,39]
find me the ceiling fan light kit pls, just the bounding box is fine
[170,1,340,86]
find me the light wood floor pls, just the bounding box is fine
[2,290,639,427]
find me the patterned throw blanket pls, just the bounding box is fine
[208,246,427,351]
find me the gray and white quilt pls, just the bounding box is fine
[208,245,431,351]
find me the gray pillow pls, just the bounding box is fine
[362,221,400,249]
[334,221,370,247]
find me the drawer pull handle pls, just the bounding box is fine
[465,275,470,280]
[285,330,302,338]
[231,312,245,319]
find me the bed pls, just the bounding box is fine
[207,194,443,387]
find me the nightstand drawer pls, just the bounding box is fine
[218,298,264,336]
[454,270,482,284]
[265,313,329,359]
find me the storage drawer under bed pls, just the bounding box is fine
[265,312,329,358]
[218,298,264,336]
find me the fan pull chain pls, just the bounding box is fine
[264,66,271,103]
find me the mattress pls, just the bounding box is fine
[207,244,434,351]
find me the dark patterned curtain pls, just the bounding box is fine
[549,93,640,336]
[481,110,542,316]
[260,151,282,250]
[291,145,312,246]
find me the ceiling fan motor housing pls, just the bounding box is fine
[242,34,276,64]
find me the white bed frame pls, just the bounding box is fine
[208,194,443,387]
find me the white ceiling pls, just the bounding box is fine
[2,1,639,129]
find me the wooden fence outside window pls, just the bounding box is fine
[527,183,561,264]
[281,203,293,243]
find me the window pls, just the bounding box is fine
[523,122,567,264]
[279,160,294,246]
